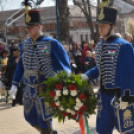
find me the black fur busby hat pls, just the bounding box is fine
[97,6,118,25]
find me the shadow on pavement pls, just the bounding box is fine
[73,127,96,134]
[0,101,12,111]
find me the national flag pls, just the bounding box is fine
[41,46,49,54]
[79,114,90,134]
[108,50,115,56]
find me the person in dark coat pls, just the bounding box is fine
[71,42,82,74]
[88,51,96,69]
[5,47,23,106]
[8,40,16,57]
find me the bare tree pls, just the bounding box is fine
[73,0,100,43]
[57,0,70,45]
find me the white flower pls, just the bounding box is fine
[76,102,83,108]
[63,89,69,95]
[55,101,60,106]
[70,110,75,115]
[56,90,61,97]
[59,107,64,111]
[66,108,71,113]
[70,90,77,96]
[76,97,81,103]
[54,96,58,101]
[74,106,80,111]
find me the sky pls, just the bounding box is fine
[0,0,74,11]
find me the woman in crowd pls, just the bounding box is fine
[81,40,94,72]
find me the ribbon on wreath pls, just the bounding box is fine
[77,114,90,134]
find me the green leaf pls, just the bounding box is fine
[58,115,63,122]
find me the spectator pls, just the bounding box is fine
[80,40,94,72]
[88,51,96,69]
[5,47,23,106]
[0,49,9,100]
[81,40,87,50]
[64,45,76,74]
[125,32,134,47]
[125,32,133,43]
[61,41,65,46]
[71,42,82,74]
[115,33,122,38]
[84,51,92,71]
[78,43,82,52]
[9,40,16,57]
[69,45,73,51]
[0,42,6,53]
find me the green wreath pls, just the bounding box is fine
[39,70,97,123]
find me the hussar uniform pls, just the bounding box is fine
[12,9,71,134]
[85,6,134,134]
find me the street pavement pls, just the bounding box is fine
[0,84,119,134]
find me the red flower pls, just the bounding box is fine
[80,94,86,101]
[69,84,76,91]
[52,102,57,108]
[77,110,83,115]
[62,112,69,116]
[80,105,87,111]
[56,83,63,90]
[50,90,56,98]
[72,114,77,118]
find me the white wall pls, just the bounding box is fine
[70,29,91,44]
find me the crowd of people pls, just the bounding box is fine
[0,40,23,106]
[63,40,96,75]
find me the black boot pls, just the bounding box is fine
[12,100,16,107]
[32,124,41,132]
[40,128,57,134]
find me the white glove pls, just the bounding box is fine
[120,97,128,110]
[81,74,89,80]
[72,64,77,68]
[9,85,18,100]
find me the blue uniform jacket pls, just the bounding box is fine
[85,37,134,102]
[12,36,71,87]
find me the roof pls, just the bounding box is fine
[113,0,134,14]
[0,5,96,22]
[122,0,134,6]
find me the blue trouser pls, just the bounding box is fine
[23,87,52,129]
[96,90,134,134]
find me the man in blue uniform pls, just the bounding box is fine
[9,8,71,134]
[82,6,134,134]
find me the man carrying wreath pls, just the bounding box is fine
[82,5,134,134]
[9,1,71,133]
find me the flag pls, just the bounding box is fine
[79,114,90,134]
